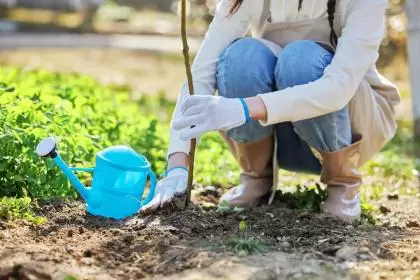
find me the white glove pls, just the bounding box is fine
[141,168,188,213]
[173,95,248,141]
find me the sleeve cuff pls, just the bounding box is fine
[257,89,297,126]
[167,126,191,159]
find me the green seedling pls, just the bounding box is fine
[224,220,268,255]
[360,200,378,225]
[216,201,245,213]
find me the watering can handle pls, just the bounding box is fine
[142,170,157,206]
[70,167,95,173]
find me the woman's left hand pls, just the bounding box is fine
[173,95,247,141]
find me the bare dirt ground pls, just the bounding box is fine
[0,193,419,280]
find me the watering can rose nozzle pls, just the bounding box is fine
[36,137,58,158]
[36,137,91,204]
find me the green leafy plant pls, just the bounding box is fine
[278,184,327,211]
[0,197,47,225]
[216,200,245,213]
[360,200,378,225]
[0,67,169,198]
[225,220,268,255]
[0,67,238,199]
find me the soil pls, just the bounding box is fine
[0,192,419,280]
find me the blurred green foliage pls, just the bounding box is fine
[0,197,47,225]
[362,120,419,198]
[0,67,166,198]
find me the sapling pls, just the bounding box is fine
[226,220,268,255]
[181,0,197,207]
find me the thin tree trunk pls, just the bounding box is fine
[181,0,197,207]
[406,0,420,142]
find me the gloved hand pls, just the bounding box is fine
[173,95,249,141]
[141,167,188,213]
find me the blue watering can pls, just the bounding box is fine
[36,137,157,220]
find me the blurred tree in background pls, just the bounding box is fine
[380,0,407,69]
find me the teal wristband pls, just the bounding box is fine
[161,166,188,178]
[239,98,251,123]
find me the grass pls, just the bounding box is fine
[362,120,419,198]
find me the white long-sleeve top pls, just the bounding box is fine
[168,0,392,157]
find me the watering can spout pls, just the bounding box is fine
[36,137,90,202]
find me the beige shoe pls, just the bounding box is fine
[219,134,274,207]
[316,134,363,222]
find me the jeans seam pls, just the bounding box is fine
[331,112,338,151]
[221,38,276,143]
[318,52,333,70]
[218,47,229,97]
[220,42,244,142]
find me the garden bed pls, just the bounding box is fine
[0,195,419,279]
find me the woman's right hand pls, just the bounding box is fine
[141,167,188,213]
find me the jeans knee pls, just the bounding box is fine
[293,106,352,152]
[217,37,276,98]
[275,40,333,89]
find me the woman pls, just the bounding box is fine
[142,0,400,222]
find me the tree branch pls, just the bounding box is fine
[181,0,197,207]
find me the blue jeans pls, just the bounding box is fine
[216,39,352,174]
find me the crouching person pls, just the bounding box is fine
[142,0,400,222]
